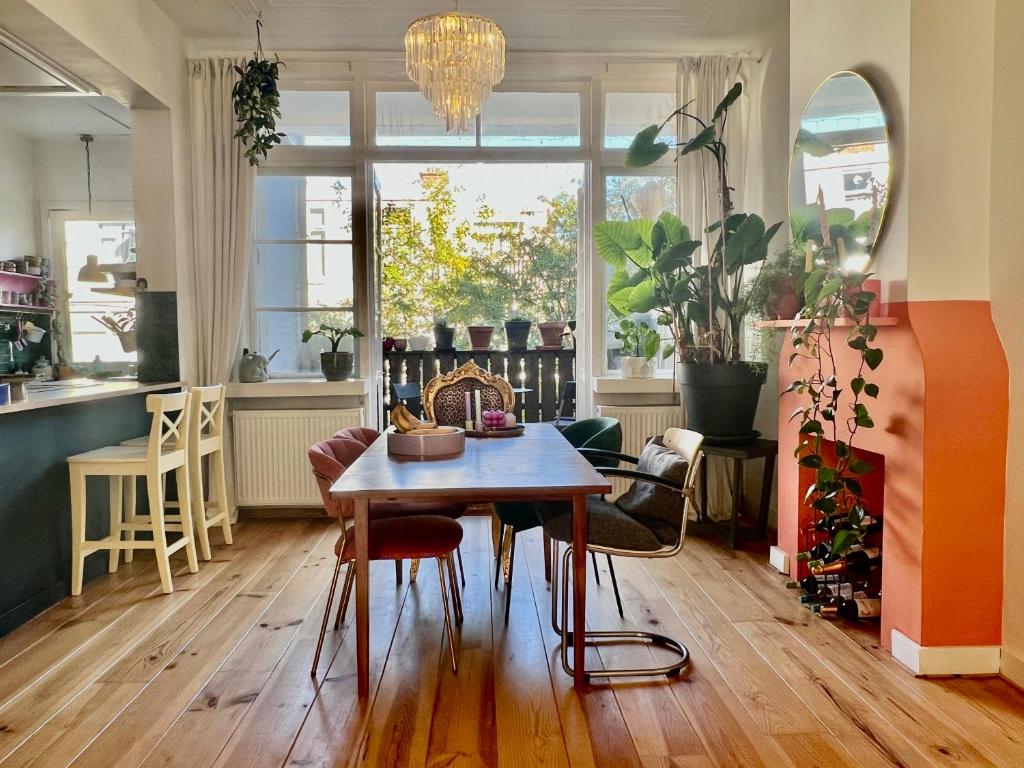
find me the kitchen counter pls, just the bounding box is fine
[0,378,184,415]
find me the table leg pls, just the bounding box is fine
[571,493,588,691]
[355,496,370,697]
[730,458,742,549]
[758,453,776,538]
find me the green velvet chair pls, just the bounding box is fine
[493,416,624,624]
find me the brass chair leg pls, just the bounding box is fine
[446,552,464,625]
[334,562,355,630]
[409,558,421,582]
[312,555,344,677]
[436,557,459,673]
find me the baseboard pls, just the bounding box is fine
[768,545,789,574]
[1000,647,1024,689]
[891,629,1001,676]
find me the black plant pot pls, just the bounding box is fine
[433,324,455,351]
[679,362,766,438]
[504,320,532,351]
[320,351,353,381]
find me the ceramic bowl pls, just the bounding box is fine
[386,427,465,457]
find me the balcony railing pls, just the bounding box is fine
[383,348,576,424]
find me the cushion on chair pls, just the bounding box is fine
[333,427,380,447]
[493,501,542,532]
[336,515,464,560]
[539,496,665,552]
[615,440,690,547]
[371,500,466,519]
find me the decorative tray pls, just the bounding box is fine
[466,424,525,438]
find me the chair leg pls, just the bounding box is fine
[493,524,506,589]
[446,553,463,625]
[213,447,234,545]
[436,558,458,674]
[335,561,355,630]
[148,471,174,593]
[312,554,344,677]
[607,554,624,618]
[108,476,123,574]
[543,535,552,583]
[591,550,601,585]
[409,559,420,582]
[175,466,199,574]
[395,559,403,585]
[70,466,87,596]
[456,546,466,587]
[123,477,136,563]
[190,453,212,561]
[504,530,517,625]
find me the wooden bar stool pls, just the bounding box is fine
[67,391,199,595]
[121,385,233,560]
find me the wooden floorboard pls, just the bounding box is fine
[1,517,1023,768]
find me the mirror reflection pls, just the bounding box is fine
[790,71,890,273]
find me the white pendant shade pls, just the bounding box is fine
[405,9,506,133]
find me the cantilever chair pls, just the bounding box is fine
[542,427,704,680]
[308,437,464,676]
[423,360,514,426]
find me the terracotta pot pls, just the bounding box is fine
[537,321,566,348]
[767,276,801,320]
[467,325,495,350]
[393,337,408,352]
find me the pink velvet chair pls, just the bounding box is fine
[308,437,464,675]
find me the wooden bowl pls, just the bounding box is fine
[386,427,466,457]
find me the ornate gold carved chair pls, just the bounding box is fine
[423,361,515,426]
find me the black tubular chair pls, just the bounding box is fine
[493,416,625,624]
[541,428,704,680]
[550,380,576,429]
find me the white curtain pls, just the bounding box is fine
[188,58,256,385]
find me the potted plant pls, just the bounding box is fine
[614,317,662,378]
[597,82,782,438]
[504,317,532,351]
[409,333,430,351]
[746,245,806,322]
[231,19,285,166]
[537,321,566,348]
[433,318,455,351]
[302,323,364,381]
[468,325,495,350]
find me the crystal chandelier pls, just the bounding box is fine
[404,4,506,133]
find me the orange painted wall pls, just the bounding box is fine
[776,300,1007,649]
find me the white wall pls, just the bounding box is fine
[0,132,36,259]
[32,135,133,204]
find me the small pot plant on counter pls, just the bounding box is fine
[596,82,782,439]
[302,323,364,381]
[504,318,532,351]
[614,317,663,378]
[433,318,455,351]
[467,325,495,350]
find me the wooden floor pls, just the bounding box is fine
[2,517,1023,768]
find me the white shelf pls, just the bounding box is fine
[226,378,370,398]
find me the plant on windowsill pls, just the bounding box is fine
[302,323,364,381]
[785,264,884,611]
[232,18,285,166]
[595,82,782,438]
[614,317,663,379]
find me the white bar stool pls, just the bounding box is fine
[121,385,233,560]
[67,391,199,595]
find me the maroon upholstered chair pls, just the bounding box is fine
[308,437,464,675]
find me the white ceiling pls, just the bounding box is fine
[154,0,786,54]
[0,95,131,139]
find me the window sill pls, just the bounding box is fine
[592,374,677,395]
[226,378,370,398]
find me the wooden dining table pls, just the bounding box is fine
[330,422,612,695]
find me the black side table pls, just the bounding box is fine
[690,438,778,549]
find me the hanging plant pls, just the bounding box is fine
[232,18,285,166]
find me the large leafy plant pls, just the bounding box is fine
[232,19,285,166]
[607,83,782,364]
[785,268,883,559]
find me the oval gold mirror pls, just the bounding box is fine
[790,71,891,272]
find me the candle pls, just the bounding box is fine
[464,391,472,422]
[836,237,847,263]
[804,241,814,273]
[474,389,482,429]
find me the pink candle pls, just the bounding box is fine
[464,391,472,421]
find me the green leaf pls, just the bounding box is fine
[608,279,657,315]
[594,221,644,268]
[657,211,688,244]
[651,222,667,257]
[851,377,865,394]
[798,454,823,469]
[835,441,850,458]
[799,419,823,435]
[849,458,874,475]
[864,383,880,398]
[680,125,717,156]
[625,124,671,167]
[661,343,675,360]
[854,403,875,428]
[863,347,883,370]
[655,240,701,273]
[831,529,860,558]
[713,82,742,121]
[794,127,835,157]
[723,214,765,272]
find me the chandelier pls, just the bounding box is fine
[404,4,506,133]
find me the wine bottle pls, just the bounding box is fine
[838,597,881,620]
[795,542,832,563]
[810,547,881,576]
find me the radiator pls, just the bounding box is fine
[232,409,364,506]
[596,405,684,498]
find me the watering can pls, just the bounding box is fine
[238,348,279,383]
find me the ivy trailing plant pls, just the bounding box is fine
[232,18,285,166]
[785,264,883,559]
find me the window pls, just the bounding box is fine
[604,92,677,149]
[59,217,137,364]
[603,174,677,373]
[278,90,351,146]
[252,174,356,375]
[481,92,581,147]
[375,92,474,147]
